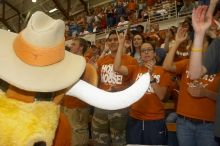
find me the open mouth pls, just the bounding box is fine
[176,50,189,57]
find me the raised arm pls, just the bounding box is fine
[163,27,188,72]
[207,0,219,17]
[189,5,212,79]
[113,29,129,75]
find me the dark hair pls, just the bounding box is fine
[182,20,194,41]
[138,9,144,19]
[170,26,177,35]
[136,25,144,33]
[108,30,117,38]
[131,33,145,57]
[144,41,156,51]
[79,38,89,55]
[87,41,92,47]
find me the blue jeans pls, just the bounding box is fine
[126,116,167,145]
[176,116,218,146]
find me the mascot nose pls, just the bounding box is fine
[66,73,150,110]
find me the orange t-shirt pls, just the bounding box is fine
[127,2,137,11]
[128,66,171,120]
[62,95,88,108]
[96,54,137,91]
[175,59,220,121]
[84,48,94,62]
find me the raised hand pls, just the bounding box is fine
[175,27,188,44]
[192,5,212,35]
[144,59,155,75]
[116,29,128,46]
[187,85,205,98]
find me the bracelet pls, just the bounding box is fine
[191,48,203,52]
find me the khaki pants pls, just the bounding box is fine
[62,106,89,146]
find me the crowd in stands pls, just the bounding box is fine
[60,1,220,145]
[65,0,216,38]
[1,0,220,146]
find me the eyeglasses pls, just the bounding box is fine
[141,48,154,53]
[108,38,118,42]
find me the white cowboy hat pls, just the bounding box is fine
[0,11,151,111]
[0,11,86,92]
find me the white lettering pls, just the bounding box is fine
[100,64,123,85]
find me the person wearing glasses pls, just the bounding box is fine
[114,30,171,145]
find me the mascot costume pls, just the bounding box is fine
[0,11,150,146]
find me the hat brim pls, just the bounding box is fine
[0,29,86,92]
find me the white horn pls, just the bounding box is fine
[66,73,150,110]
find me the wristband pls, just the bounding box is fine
[191,48,203,52]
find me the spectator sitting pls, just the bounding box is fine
[79,26,89,36]
[69,20,78,36]
[128,11,138,23]
[136,25,144,33]
[179,0,196,15]
[138,9,149,22]
[118,16,129,27]
[93,22,102,33]
[160,26,177,52]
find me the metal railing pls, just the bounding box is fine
[66,0,192,41]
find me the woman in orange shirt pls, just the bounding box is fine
[114,30,171,145]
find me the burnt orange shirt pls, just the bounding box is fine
[175,59,220,121]
[127,2,137,11]
[84,48,94,62]
[128,66,171,120]
[96,54,137,91]
[62,96,88,108]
